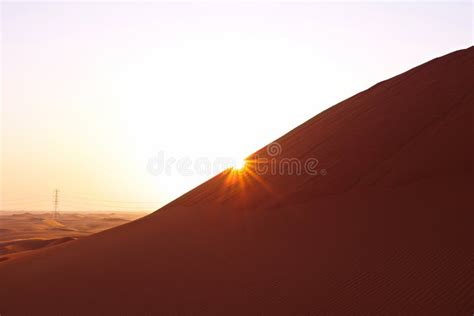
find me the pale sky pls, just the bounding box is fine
[1,1,472,212]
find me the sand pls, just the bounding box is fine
[0,47,472,315]
[0,212,146,261]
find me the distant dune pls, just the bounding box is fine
[0,47,472,315]
[0,212,146,261]
[0,237,76,256]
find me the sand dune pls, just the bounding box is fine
[0,237,76,256]
[0,47,472,315]
[0,212,146,262]
[0,212,146,242]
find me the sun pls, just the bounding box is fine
[232,158,247,171]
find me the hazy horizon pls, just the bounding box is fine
[1,1,472,212]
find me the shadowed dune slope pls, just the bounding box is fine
[0,47,473,315]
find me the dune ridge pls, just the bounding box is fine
[0,47,472,315]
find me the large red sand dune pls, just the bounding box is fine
[0,47,472,315]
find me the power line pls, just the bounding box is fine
[0,196,51,202]
[2,196,160,205]
[0,202,156,210]
[60,195,162,204]
[1,191,161,212]
[56,201,155,209]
